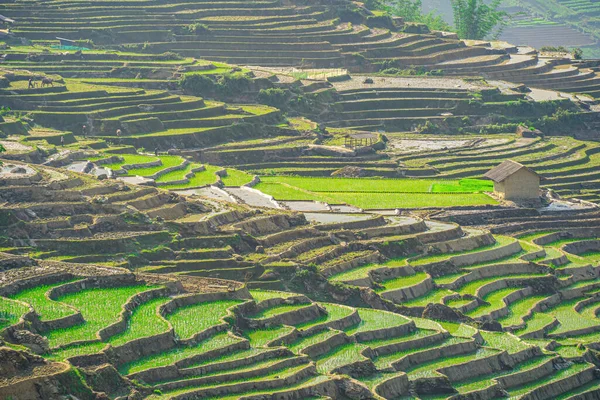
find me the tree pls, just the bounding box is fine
[386,0,452,31]
[451,0,508,40]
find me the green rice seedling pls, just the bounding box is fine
[480,330,531,354]
[109,297,171,346]
[454,355,554,393]
[431,178,493,193]
[221,168,253,186]
[159,165,221,189]
[407,348,499,379]
[10,281,79,321]
[201,375,331,400]
[45,285,153,347]
[345,308,411,336]
[126,155,184,177]
[467,288,522,318]
[155,363,309,396]
[0,297,30,329]
[171,355,295,384]
[316,343,369,373]
[253,182,329,202]
[555,345,586,358]
[402,289,456,307]
[166,300,241,340]
[457,274,547,296]
[445,297,473,308]
[322,192,497,209]
[440,322,478,338]
[515,312,556,336]
[363,328,440,349]
[120,332,241,375]
[288,329,338,354]
[373,337,471,369]
[497,295,548,327]
[244,325,294,347]
[250,303,311,320]
[184,348,268,369]
[328,263,381,282]
[507,363,591,397]
[294,302,354,331]
[359,372,405,390]
[554,379,600,400]
[47,341,107,360]
[547,299,600,335]
[411,236,515,266]
[375,272,429,293]
[410,317,444,331]
[517,231,558,242]
[249,289,293,303]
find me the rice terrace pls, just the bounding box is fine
[5,0,600,400]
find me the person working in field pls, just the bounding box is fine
[28,78,34,89]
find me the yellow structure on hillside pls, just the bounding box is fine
[484,160,541,201]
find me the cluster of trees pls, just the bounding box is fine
[380,0,508,40]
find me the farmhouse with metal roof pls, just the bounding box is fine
[484,160,541,201]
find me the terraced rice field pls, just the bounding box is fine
[3,0,600,398]
[255,176,496,208]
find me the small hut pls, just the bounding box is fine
[345,132,377,148]
[484,160,541,201]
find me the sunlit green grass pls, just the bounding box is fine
[294,302,354,330]
[345,308,411,335]
[47,341,107,360]
[316,342,369,373]
[407,348,499,379]
[45,285,154,347]
[126,155,184,177]
[467,288,522,318]
[160,165,221,189]
[221,168,253,186]
[120,331,242,375]
[480,330,531,354]
[166,299,241,339]
[0,297,30,329]
[109,297,171,346]
[376,272,429,293]
[498,295,548,327]
[249,289,293,303]
[9,281,78,321]
[411,236,515,266]
[244,325,294,347]
[507,363,591,397]
[288,329,338,354]
[251,303,311,320]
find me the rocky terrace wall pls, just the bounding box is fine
[181,347,292,378]
[520,364,596,400]
[438,350,511,382]
[128,332,250,384]
[390,339,477,372]
[169,363,316,400]
[316,215,386,231]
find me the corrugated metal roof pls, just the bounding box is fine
[484,160,540,183]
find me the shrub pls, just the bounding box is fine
[540,46,569,53]
[157,52,182,61]
[379,66,443,76]
[180,74,217,95]
[572,47,583,60]
[187,23,210,35]
[258,88,290,108]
